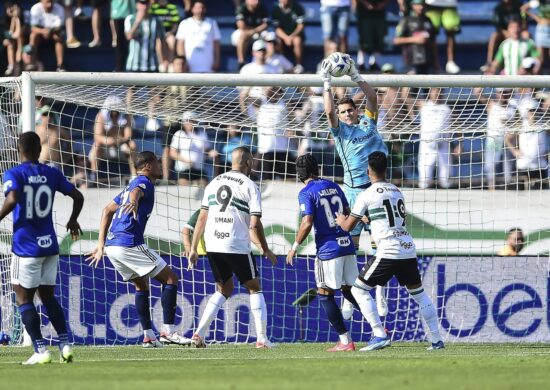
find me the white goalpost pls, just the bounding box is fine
[0,72,548,345]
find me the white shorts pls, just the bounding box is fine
[11,254,58,289]
[315,254,359,290]
[105,244,167,282]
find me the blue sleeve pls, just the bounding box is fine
[298,190,314,217]
[338,186,349,210]
[113,189,124,205]
[329,124,340,137]
[55,168,75,195]
[2,169,20,195]
[129,178,153,200]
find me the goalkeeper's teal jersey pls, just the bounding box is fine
[330,109,388,188]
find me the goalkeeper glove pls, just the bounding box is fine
[320,59,332,91]
[347,59,365,84]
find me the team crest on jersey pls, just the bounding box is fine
[336,236,351,247]
[2,180,12,193]
[139,183,146,190]
[36,234,53,248]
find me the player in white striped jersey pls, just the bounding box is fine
[336,151,444,350]
[188,147,277,348]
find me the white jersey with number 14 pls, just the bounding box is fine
[351,181,416,259]
[201,170,262,254]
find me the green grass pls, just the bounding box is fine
[0,343,549,390]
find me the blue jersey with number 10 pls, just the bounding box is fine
[106,175,155,247]
[2,161,75,257]
[298,178,355,260]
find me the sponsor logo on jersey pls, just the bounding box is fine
[37,234,53,248]
[2,180,12,193]
[392,229,410,238]
[216,174,244,186]
[336,236,351,247]
[215,217,234,223]
[28,175,48,184]
[214,230,230,239]
[400,241,414,250]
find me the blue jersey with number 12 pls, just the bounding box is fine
[106,175,155,247]
[2,161,75,257]
[298,178,355,260]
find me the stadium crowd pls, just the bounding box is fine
[0,0,549,189]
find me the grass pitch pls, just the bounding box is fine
[0,343,549,390]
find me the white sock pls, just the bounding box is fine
[162,324,175,335]
[144,329,156,339]
[196,292,227,338]
[408,287,442,343]
[338,332,350,345]
[351,285,386,338]
[250,292,268,343]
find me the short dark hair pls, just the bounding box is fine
[368,151,387,176]
[507,227,523,235]
[18,132,41,159]
[233,146,251,156]
[336,97,356,109]
[296,154,319,182]
[134,151,157,170]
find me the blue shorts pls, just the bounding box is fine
[535,24,550,49]
[320,6,350,41]
[344,184,370,237]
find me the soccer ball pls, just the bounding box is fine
[327,52,352,77]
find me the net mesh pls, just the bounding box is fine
[0,75,549,345]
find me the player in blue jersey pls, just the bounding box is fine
[322,55,390,318]
[286,154,390,352]
[0,132,84,365]
[86,151,190,347]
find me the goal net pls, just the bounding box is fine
[0,73,548,345]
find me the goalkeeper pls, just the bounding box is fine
[322,56,389,317]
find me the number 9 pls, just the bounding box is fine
[216,185,233,212]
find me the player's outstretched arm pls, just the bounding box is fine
[86,201,119,267]
[66,188,84,241]
[286,215,313,266]
[335,212,360,232]
[0,191,18,223]
[250,215,277,265]
[348,59,377,116]
[321,59,339,129]
[188,209,208,270]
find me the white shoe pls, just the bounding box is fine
[341,298,354,320]
[255,340,276,349]
[160,332,193,345]
[60,345,74,363]
[22,350,52,365]
[376,286,388,317]
[142,337,164,348]
[446,61,460,74]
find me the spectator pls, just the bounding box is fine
[522,1,550,74]
[151,0,181,72]
[111,0,136,71]
[3,1,23,76]
[490,20,540,75]
[35,100,70,168]
[271,0,305,72]
[354,0,388,72]
[221,124,254,169]
[393,0,439,74]
[497,227,525,256]
[29,0,66,71]
[481,0,527,72]
[63,0,82,49]
[506,98,548,189]
[263,31,294,73]
[320,0,351,56]
[417,88,453,189]
[88,95,138,183]
[89,0,109,48]
[425,0,461,74]
[124,0,166,72]
[21,44,45,71]
[169,111,218,186]
[232,0,269,69]
[255,87,296,180]
[176,0,220,73]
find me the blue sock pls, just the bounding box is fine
[135,291,152,331]
[19,303,45,353]
[341,289,361,311]
[42,297,69,349]
[319,294,347,335]
[161,284,178,326]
